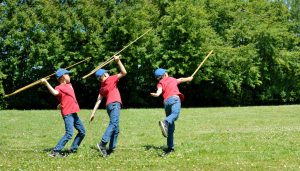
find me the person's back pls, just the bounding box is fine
[158,76,184,102]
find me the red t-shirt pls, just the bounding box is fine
[157,77,184,102]
[55,83,80,116]
[99,75,122,106]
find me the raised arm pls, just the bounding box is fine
[150,87,163,97]
[114,55,127,79]
[41,78,59,96]
[89,94,103,123]
[177,76,193,84]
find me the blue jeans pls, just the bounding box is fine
[101,102,121,150]
[164,96,181,149]
[53,113,86,152]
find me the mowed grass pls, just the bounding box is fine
[1,106,300,170]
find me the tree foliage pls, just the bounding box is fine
[0,0,299,109]
[0,65,7,109]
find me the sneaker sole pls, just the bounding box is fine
[96,143,107,157]
[159,121,168,138]
[49,154,56,157]
[162,150,175,157]
[49,152,65,158]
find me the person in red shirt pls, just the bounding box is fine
[89,55,127,157]
[41,69,85,157]
[150,68,193,155]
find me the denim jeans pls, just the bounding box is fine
[164,96,181,149]
[101,102,121,150]
[53,113,86,152]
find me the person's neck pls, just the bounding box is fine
[102,77,108,82]
[60,80,67,85]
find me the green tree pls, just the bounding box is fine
[0,0,299,109]
[284,0,300,31]
[0,69,7,109]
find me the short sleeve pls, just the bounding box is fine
[55,86,62,96]
[157,83,162,89]
[99,84,104,97]
[99,89,104,97]
[113,75,119,83]
[55,86,59,91]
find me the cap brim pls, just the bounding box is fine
[56,71,71,78]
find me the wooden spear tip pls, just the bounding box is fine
[82,75,89,79]
[3,93,13,98]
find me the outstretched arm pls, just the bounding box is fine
[41,78,59,96]
[177,76,193,83]
[114,55,127,79]
[89,94,103,123]
[150,87,162,97]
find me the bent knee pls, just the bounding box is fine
[65,133,73,140]
[79,131,86,137]
[78,127,86,136]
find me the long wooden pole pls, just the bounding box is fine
[4,78,50,98]
[82,57,115,80]
[4,57,91,98]
[82,28,152,79]
[191,50,214,77]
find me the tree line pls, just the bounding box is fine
[0,0,300,109]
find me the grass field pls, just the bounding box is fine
[1,105,300,170]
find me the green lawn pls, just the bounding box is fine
[1,106,300,170]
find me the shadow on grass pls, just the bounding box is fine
[143,145,167,157]
[42,147,73,156]
[143,145,165,151]
[90,145,115,156]
[90,145,98,151]
[43,148,53,152]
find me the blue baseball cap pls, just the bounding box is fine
[95,69,108,78]
[154,68,167,78]
[55,68,71,78]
